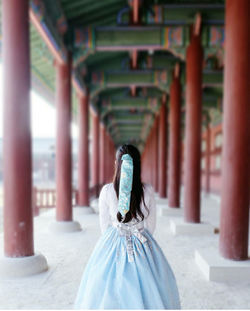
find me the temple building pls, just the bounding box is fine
[0,0,249,308]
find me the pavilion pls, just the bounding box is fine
[0,0,249,284]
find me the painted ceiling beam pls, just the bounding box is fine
[98,87,164,100]
[103,112,154,127]
[84,52,180,73]
[108,113,154,136]
[110,125,142,136]
[107,119,144,131]
[88,70,168,98]
[73,25,188,65]
[73,25,224,65]
[102,108,155,120]
[89,70,168,85]
[106,113,149,121]
[84,53,130,72]
[89,69,222,99]
[119,3,224,25]
[115,138,144,146]
[100,97,160,117]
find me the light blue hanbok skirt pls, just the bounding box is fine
[74,222,181,310]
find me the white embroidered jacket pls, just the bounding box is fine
[98,183,156,235]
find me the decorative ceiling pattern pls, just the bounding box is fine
[0,0,225,150]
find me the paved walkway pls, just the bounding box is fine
[0,192,250,309]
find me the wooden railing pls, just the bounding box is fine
[181,123,223,194]
[32,186,99,217]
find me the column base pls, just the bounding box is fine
[170,218,214,236]
[75,205,95,214]
[195,248,250,282]
[159,206,183,217]
[0,252,48,278]
[49,220,82,233]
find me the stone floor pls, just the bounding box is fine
[0,192,250,310]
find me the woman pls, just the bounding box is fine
[74,144,181,309]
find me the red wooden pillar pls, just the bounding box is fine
[105,130,110,183]
[219,0,250,260]
[99,123,105,187]
[183,33,203,223]
[91,111,100,197]
[151,122,156,190]
[205,122,211,194]
[55,55,73,222]
[2,0,34,257]
[110,135,114,181]
[104,131,108,183]
[105,131,111,183]
[150,128,154,187]
[154,117,159,192]
[132,0,139,24]
[168,77,181,208]
[106,134,110,182]
[1,0,48,277]
[77,92,89,207]
[158,95,167,198]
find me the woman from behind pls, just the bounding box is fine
[74,144,181,309]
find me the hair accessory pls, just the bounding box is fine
[118,154,133,217]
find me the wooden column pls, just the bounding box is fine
[91,111,100,197]
[183,34,203,223]
[106,134,110,182]
[151,121,156,190]
[77,93,89,207]
[109,137,115,182]
[2,0,34,257]
[219,0,250,260]
[158,95,167,198]
[105,130,111,183]
[99,123,105,187]
[150,127,155,187]
[168,77,181,208]
[55,55,72,221]
[205,121,211,194]
[154,117,159,192]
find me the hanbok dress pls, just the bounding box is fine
[74,183,181,310]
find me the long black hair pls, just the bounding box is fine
[113,144,149,223]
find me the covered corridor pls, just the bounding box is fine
[0,0,250,309]
[0,194,250,309]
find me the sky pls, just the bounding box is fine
[0,64,78,139]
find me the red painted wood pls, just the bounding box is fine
[55,55,72,221]
[105,130,112,183]
[205,123,211,193]
[78,94,89,206]
[219,0,250,260]
[132,0,139,24]
[91,111,100,197]
[99,124,105,185]
[154,117,159,192]
[183,34,203,223]
[156,117,160,192]
[151,121,156,190]
[168,77,181,207]
[3,0,34,257]
[158,98,167,198]
[186,123,223,194]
